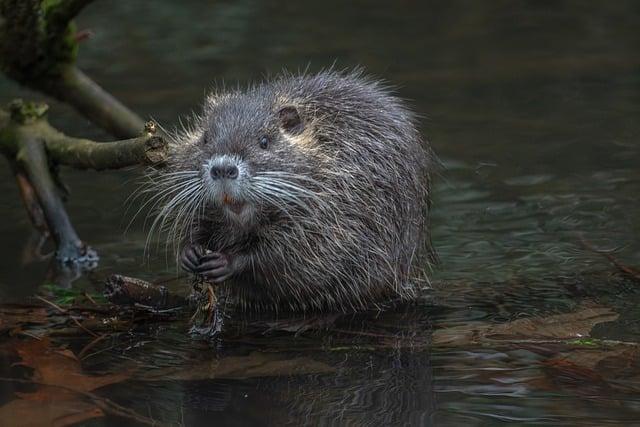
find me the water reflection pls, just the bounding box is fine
[80,309,435,426]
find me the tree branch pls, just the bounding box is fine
[56,66,147,139]
[0,100,167,264]
[0,0,145,138]
[2,101,168,169]
[0,1,169,267]
[16,131,95,264]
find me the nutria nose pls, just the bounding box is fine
[210,164,239,180]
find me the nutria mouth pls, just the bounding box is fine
[222,194,245,215]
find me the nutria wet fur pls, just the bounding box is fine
[148,70,434,312]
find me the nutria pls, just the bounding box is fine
[146,69,434,312]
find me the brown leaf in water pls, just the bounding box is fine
[12,338,132,400]
[431,301,640,398]
[540,358,613,396]
[433,301,619,347]
[536,345,640,396]
[526,346,639,399]
[0,304,49,332]
[0,338,134,426]
[486,303,619,340]
[554,346,635,371]
[0,398,104,427]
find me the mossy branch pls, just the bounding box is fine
[0,0,145,138]
[57,66,147,140]
[0,1,170,267]
[1,101,167,169]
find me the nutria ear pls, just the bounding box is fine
[277,105,302,134]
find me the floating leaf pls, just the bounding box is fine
[433,301,619,347]
[0,305,49,333]
[0,338,134,426]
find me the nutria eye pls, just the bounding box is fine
[259,136,269,149]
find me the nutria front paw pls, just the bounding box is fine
[180,244,234,283]
[196,251,234,283]
[180,244,204,272]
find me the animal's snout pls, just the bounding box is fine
[210,162,239,180]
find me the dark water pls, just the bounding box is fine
[1,1,640,426]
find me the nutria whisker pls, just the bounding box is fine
[251,174,327,213]
[144,174,204,258]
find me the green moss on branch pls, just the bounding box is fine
[1,101,167,169]
[0,0,146,138]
